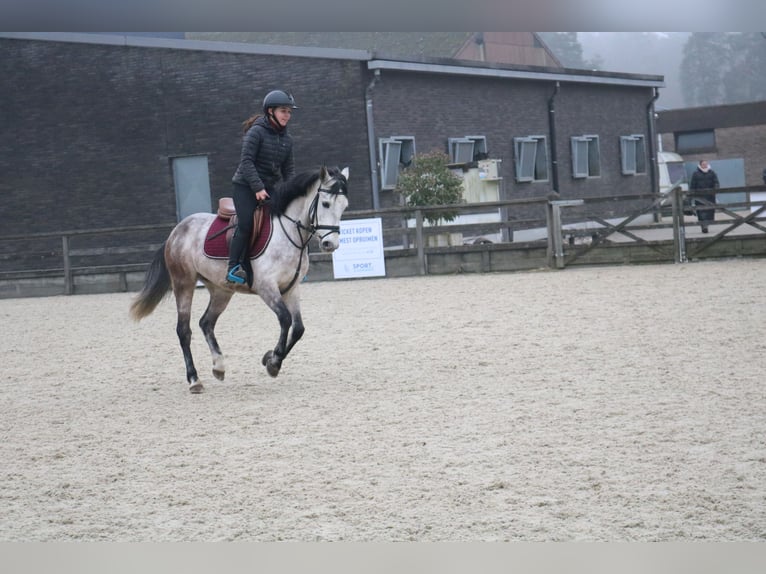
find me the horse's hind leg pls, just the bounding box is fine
[173,281,204,393]
[199,286,234,382]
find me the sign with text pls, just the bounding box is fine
[332,218,386,279]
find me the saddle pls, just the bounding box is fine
[203,198,272,260]
[216,197,266,251]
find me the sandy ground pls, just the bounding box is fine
[1,259,765,541]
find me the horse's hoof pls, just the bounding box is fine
[212,368,225,381]
[261,350,281,377]
[189,381,205,393]
[266,361,281,378]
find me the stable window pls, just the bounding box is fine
[675,130,716,154]
[379,136,416,189]
[571,135,600,178]
[513,136,548,182]
[620,134,647,175]
[448,135,488,164]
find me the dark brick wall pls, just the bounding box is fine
[0,38,372,236]
[369,70,656,219]
[554,82,654,199]
[1,36,657,242]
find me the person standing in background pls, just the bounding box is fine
[689,160,719,233]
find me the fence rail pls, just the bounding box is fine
[2,186,766,297]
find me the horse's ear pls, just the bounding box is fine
[319,166,329,181]
[341,167,349,181]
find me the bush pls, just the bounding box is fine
[396,150,464,225]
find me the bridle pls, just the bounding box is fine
[279,175,348,250]
[278,173,348,293]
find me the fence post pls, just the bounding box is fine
[671,185,687,263]
[62,235,73,295]
[551,203,564,269]
[547,200,584,269]
[545,202,555,268]
[415,209,426,275]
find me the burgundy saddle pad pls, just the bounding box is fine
[203,206,273,259]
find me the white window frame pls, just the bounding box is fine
[379,136,415,190]
[513,135,549,183]
[448,135,488,164]
[448,138,475,164]
[571,135,601,178]
[620,134,647,175]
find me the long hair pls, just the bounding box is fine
[242,114,261,133]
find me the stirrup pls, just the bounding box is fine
[226,264,247,284]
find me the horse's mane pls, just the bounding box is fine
[272,167,340,216]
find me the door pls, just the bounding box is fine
[172,155,212,221]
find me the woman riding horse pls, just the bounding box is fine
[228,89,298,284]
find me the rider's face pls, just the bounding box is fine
[272,106,292,127]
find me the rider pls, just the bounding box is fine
[227,89,298,284]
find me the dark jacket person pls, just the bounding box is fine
[227,90,297,284]
[689,159,719,233]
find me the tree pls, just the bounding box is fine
[681,33,730,106]
[396,151,464,226]
[680,32,766,106]
[538,32,587,68]
[722,33,766,103]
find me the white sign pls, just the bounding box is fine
[332,217,386,279]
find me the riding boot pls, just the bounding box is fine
[226,230,248,284]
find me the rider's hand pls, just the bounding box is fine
[255,189,270,202]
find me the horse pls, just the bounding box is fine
[129,166,349,393]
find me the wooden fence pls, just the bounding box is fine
[2,186,766,297]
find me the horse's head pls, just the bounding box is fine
[312,166,349,252]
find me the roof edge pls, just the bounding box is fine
[0,32,372,61]
[367,58,664,88]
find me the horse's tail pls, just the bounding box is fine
[129,242,171,321]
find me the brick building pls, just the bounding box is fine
[1,32,663,243]
[657,100,766,187]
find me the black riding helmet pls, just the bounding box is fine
[262,90,298,113]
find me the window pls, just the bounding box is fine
[448,135,488,164]
[379,136,415,189]
[571,135,600,178]
[448,138,474,164]
[513,136,548,182]
[620,135,647,175]
[675,130,716,154]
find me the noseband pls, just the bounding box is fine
[306,178,348,241]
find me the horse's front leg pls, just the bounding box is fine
[261,290,304,378]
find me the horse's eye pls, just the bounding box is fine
[322,201,331,208]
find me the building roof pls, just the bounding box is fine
[187,32,474,61]
[187,32,563,68]
[453,32,561,67]
[0,32,663,89]
[657,100,766,132]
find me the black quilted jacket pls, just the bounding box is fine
[232,116,294,193]
[689,167,719,191]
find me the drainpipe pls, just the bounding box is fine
[475,33,486,62]
[647,87,661,195]
[366,69,381,210]
[548,81,560,195]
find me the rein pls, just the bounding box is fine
[278,177,348,293]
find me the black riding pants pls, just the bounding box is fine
[227,182,259,269]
